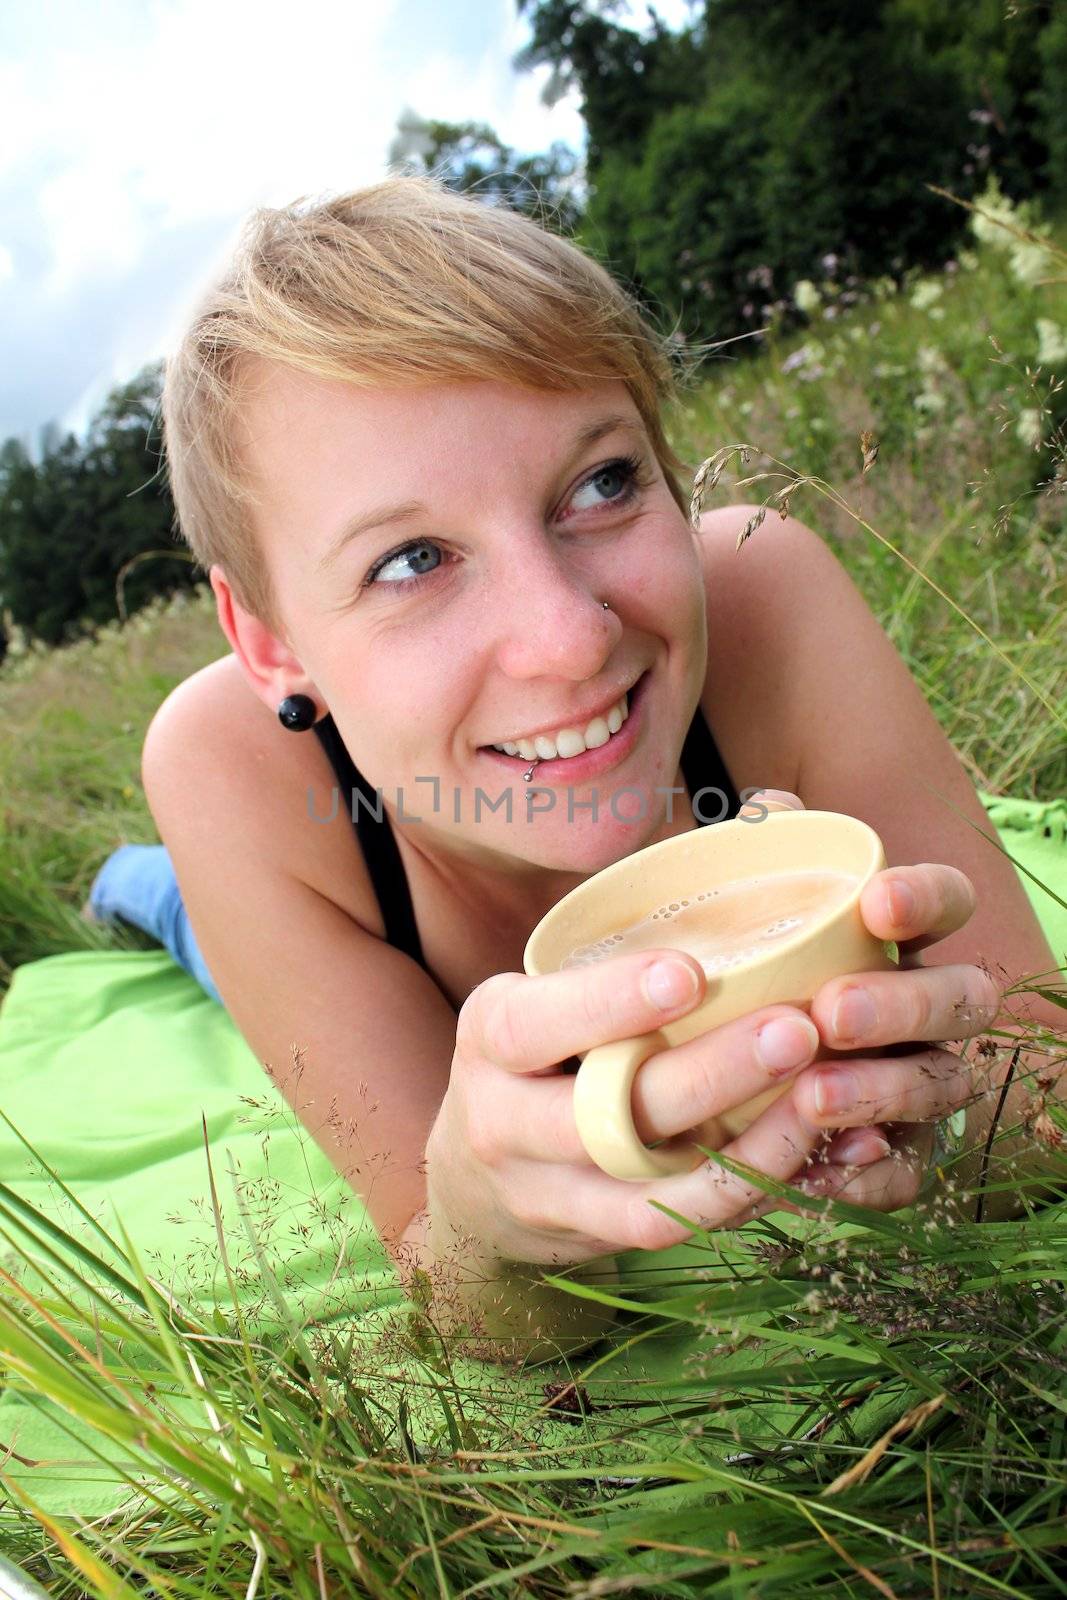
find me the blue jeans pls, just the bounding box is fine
[88,844,223,1005]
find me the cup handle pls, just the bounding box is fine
[572,1032,709,1181]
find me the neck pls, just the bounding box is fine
[388,767,700,944]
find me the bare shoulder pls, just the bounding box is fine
[694,503,1056,985]
[692,502,837,793]
[140,653,460,1245]
[692,500,910,803]
[141,652,379,929]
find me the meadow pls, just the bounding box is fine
[0,189,1064,1596]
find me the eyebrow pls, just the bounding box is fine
[315,412,646,575]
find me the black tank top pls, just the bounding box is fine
[312,707,741,975]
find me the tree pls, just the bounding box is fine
[0,365,197,647]
[515,0,705,167]
[1036,3,1067,205]
[388,111,583,233]
[516,0,1048,346]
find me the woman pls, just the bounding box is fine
[108,176,1060,1360]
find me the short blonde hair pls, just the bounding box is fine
[162,175,690,633]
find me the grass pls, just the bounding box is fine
[0,182,1065,1595]
[0,1130,1066,1596]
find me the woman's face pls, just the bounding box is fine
[234,364,708,878]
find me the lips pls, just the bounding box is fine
[481,675,641,758]
[478,670,650,781]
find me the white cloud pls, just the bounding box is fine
[1,0,699,440]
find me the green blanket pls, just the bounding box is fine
[0,793,1063,1523]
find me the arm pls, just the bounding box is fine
[700,506,1064,1207]
[141,674,613,1362]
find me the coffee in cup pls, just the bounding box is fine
[561,868,862,977]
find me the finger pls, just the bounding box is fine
[715,1123,894,1229]
[860,864,977,954]
[811,961,1001,1052]
[791,1123,931,1211]
[523,1096,905,1255]
[791,1047,974,1129]
[609,1086,832,1253]
[631,1007,820,1142]
[820,1123,893,1167]
[497,1004,820,1164]
[460,950,706,1076]
[738,787,804,820]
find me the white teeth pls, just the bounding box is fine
[555,726,588,758]
[491,689,632,761]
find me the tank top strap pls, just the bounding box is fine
[312,702,738,974]
[312,714,428,973]
[680,704,741,824]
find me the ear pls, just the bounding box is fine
[210,565,321,716]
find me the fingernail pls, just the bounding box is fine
[644,959,700,1012]
[831,987,876,1042]
[886,878,916,927]
[833,1129,891,1166]
[814,1069,860,1116]
[756,1016,819,1073]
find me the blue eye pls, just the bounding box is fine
[569,456,641,512]
[364,540,443,590]
[358,452,647,597]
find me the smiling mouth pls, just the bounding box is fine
[480,672,647,764]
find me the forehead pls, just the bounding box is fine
[234,360,642,480]
[231,362,649,597]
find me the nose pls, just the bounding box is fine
[488,538,619,681]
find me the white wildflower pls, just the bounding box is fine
[969,177,1019,248]
[1010,239,1053,287]
[1016,408,1044,450]
[917,345,948,377]
[909,279,944,311]
[792,279,821,315]
[914,391,946,413]
[1037,319,1067,367]
[781,341,824,374]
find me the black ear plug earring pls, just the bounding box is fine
[277,693,317,731]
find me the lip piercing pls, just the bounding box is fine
[523,600,611,781]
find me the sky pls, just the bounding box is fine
[0,0,694,451]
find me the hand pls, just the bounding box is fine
[426,948,842,1268]
[425,783,900,1269]
[791,854,1001,1209]
[733,790,1001,1214]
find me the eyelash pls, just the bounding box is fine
[359,451,649,595]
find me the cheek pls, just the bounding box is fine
[628,534,704,621]
[324,627,478,762]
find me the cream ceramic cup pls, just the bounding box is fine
[523,808,895,1181]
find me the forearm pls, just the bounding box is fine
[392,1203,620,1368]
